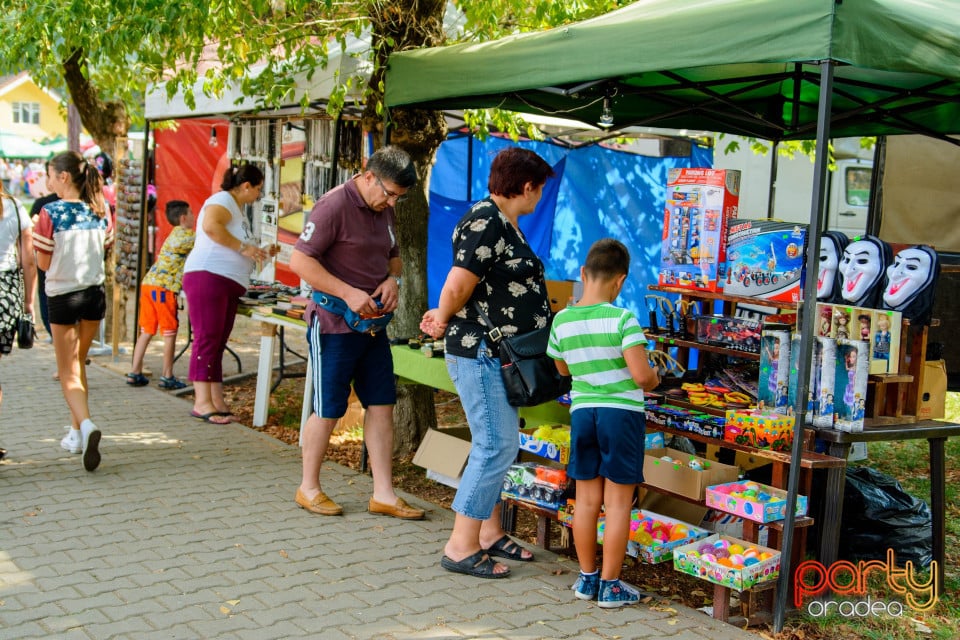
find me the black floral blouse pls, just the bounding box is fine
[444,198,552,358]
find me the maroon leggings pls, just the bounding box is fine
[182,271,245,382]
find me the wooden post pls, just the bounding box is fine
[110,138,128,359]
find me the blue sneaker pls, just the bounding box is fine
[572,571,600,600]
[598,579,640,609]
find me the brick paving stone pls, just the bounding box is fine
[0,340,758,640]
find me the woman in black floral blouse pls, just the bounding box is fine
[421,147,554,579]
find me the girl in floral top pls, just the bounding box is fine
[421,147,554,579]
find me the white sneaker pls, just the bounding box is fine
[80,419,101,472]
[60,427,82,454]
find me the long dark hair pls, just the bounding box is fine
[49,151,107,218]
[220,163,264,191]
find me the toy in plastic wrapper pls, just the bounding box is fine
[834,339,869,432]
[812,337,837,428]
[758,330,790,410]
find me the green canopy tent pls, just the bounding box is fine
[385,0,960,630]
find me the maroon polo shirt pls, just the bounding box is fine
[295,177,399,334]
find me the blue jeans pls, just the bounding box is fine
[446,345,519,521]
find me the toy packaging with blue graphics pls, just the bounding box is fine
[658,168,740,292]
[724,220,808,302]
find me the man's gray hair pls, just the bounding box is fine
[366,145,417,188]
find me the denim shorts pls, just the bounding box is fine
[446,344,519,521]
[307,317,396,419]
[568,406,646,485]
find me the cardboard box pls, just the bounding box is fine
[519,426,570,464]
[705,481,808,523]
[658,168,740,292]
[673,534,781,591]
[919,359,947,419]
[758,330,791,410]
[643,447,739,501]
[724,219,808,302]
[834,338,869,432]
[545,279,576,313]
[412,428,472,488]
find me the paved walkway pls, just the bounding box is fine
[0,340,757,640]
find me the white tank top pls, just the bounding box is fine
[183,190,254,286]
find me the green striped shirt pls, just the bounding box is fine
[547,303,648,413]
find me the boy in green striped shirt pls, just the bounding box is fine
[547,238,660,608]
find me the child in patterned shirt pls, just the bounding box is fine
[547,238,660,608]
[126,201,195,389]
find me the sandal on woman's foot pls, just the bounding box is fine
[484,535,534,562]
[126,372,150,387]
[440,551,510,579]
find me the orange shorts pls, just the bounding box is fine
[139,285,180,337]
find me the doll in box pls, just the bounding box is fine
[833,307,851,340]
[857,314,871,341]
[882,244,940,326]
[818,305,833,337]
[838,235,892,308]
[817,231,849,302]
[873,312,891,362]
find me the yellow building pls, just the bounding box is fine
[0,72,66,142]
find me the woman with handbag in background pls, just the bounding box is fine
[0,178,37,461]
[32,151,112,472]
[420,147,555,578]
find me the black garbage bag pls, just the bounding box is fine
[839,466,932,567]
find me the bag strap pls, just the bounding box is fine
[472,300,504,344]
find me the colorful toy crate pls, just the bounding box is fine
[705,480,808,523]
[724,409,795,452]
[673,534,781,591]
[658,168,740,292]
[723,219,808,302]
[518,426,570,464]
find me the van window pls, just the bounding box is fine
[845,167,872,206]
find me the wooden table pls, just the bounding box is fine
[814,420,960,590]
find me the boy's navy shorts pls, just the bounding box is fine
[567,406,646,485]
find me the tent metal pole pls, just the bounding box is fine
[773,61,835,633]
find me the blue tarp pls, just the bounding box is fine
[427,134,713,322]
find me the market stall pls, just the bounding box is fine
[384,0,960,630]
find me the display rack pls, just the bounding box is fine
[114,154,143,289]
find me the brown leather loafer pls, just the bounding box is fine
[295,488,343,516]
[368,496,425,520]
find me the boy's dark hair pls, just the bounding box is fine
[165,200,190,226]
[584,238,631,280]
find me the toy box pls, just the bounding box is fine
[500,462,570,510]
[724,409,795,451]
[559,503,710,563]
[829,304,856,341]
[758,330,791,410]
[788,332,823,425]
[695,314,762,353]
[724,220,808,302]
[673,533,781,591]
[705,480,808,523]
[812,336,837,428]
[870,308,902,374]
[643,447,739,501]
[518,425,570,464]
[658,168,740,292]
[834,338,869,432]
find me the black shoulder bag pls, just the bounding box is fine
[473,301,570,407]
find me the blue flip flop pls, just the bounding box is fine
[190,411,233,424]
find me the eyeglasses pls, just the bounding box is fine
[375,176,407,203]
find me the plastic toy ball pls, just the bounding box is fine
[717,557,734,568]
[701,553,717,563]
[635,531,654,546]
[688,459,704,471]
[730,553,745,566]
[743,557,760,566]
[728,543,744,555]
[698,543,714,555]
[758,492,771,502]
[714,539,730,550]
[759,552,772,561]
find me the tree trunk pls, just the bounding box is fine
[62,49,130,153]
[364,0,450,456]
